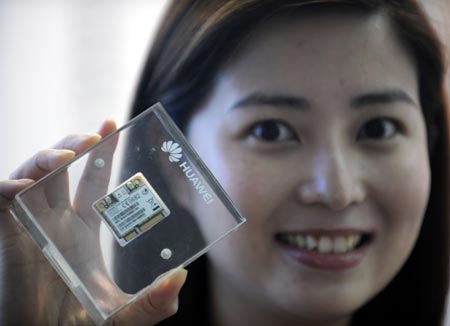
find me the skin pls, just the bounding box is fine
[0,121,187,325]
[187,10,430,326]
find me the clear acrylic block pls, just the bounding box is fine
[10,103,246,324]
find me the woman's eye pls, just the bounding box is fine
[357,118,399,140]
[249,120,297,142]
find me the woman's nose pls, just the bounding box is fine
[297,149,365,211]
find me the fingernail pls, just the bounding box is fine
[97,119,117,136]
[153,268,182,288]
[54,149,76,156]
[152,268,188,304]
[82,134,102,145]
[16,179,34,184]
[98,119,112,131]
[86,133,101,139]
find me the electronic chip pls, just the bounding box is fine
[92,172,170,246]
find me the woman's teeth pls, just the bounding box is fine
[281,234,363,254]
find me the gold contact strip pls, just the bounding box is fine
[139,213,164,232]
[124,231,138,241]
[122,213,164,243]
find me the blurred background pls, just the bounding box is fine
[0,0,168,178]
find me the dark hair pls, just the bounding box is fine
[130,1,449,324]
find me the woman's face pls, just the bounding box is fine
[186,10,429,322]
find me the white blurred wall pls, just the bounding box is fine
[0,0,168,178]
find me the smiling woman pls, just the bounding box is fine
[1,0,449,325]
[128,0,449,325]
[180,9,433,325]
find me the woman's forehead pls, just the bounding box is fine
[229,10,394,66]
[215,10,418,103]
[193,9,421,121]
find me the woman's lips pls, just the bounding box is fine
[275,230,374,270]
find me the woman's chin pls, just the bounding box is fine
[267,285,370,324]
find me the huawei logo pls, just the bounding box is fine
[161,141,183,162]
[161,140,215,205]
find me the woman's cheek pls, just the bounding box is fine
[369,148,430,256]
[388,147,429,214]
[216,154,288,221]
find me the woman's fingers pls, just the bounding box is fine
[9,131,104,182]
[10,120,115,183]
[53,133,102,153]
[0,179,35,209]
[46,121,117,211]
[110,268,188,326]
[0,179,35,201]
[97,119,117,138]
[9,149,76,181]
[74,120,118,228]
[8,124,111,208]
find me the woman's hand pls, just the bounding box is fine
[0,121,187,325]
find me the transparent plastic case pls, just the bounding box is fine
[10,103,246,324]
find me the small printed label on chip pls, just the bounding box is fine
[92,172,170,246]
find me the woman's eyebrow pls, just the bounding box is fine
[351,89,417,109]
[230,92,310,111]
[229,89,417,111]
